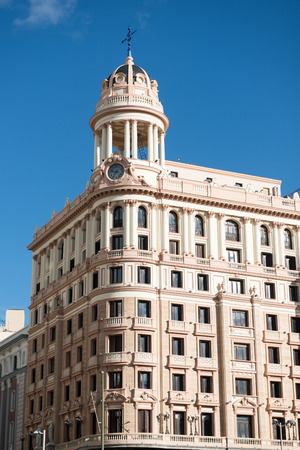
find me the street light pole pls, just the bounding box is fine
[101,370,104,450]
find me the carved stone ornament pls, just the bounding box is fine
[134,391,157,403]
[105,391,127,402]
[233,396,257,409]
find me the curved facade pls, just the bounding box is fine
[25,56,300,449]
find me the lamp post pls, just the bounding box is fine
[273,418,297,450]
[163,412,170,434]
[33,426,46,450]
[20,434,25,450]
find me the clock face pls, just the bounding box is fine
[108,163,125,180]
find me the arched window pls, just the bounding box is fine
[260,225,269,246]
[113,206,123,228]
[138,207,147,228]
[169,211,178,233]
[225,220,239,242]
[195,215,204,236]
[284,229,292,249]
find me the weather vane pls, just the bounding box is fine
[122,27,137,57]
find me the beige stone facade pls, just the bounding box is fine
[25,56,300,449]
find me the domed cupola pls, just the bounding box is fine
[90,56,169,169]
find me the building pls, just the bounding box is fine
[24,54,300,449]
[0,310,28,450]
[0,310,25,343]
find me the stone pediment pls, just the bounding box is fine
[134,391,157,403]
[233,397,257,409]
[105,391,127,403]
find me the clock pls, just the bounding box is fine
[108,163,125,180]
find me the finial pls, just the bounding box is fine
[122,27,137,57]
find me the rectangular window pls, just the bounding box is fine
[173,374,184,391]
[174,412,185,435]
[78,280,84,297]
[171,271,183,288]
[32,338,37,353]
[78,313,83,329]
[110,267,123,284]
[30,399,34,414]
[285,256,297,270]
[229,279,244,294]
[50,326,56,342]
[112,235,123,250]
[138,236,148,250]
[92,271,99,289]
[270,381,281,398]
[261,253,273,267]
[138,410,151,433]
[109,335,122,352]
[109,371,122,389]
[48,357,55,374]
[138,300,151,318]
[48,390,54,406]
[171,304,183,321]
[291,317,300,333]
[201,376,212,393]
[65,351,71,368]
[76,380,82,397]
[169,240,179,255]
[235,379,251,395]
[232,310,248,327]
[138,371,151,389]
[197,274,209,291]
[237,415,252,438]
[296,383,300,399]
[77,346,83,363]
[36,282,40,294]
[67,319,72,335]
[110,300,122,317]
[266,315,278,331]
[67,288,73,304]
[95,240,101,254]
[31,368,36,383]
[294,350,300,365]
[90,374,97,392]
[138,267,150,284]
[172,337,184,355]
[199,340,211,358]
[70,258,75,272]
[108,410,122,433]
[234,344,249,361]
[265,283,276,299]
[92,304,98,321]
[40,364,44,380]
[198,307,210,324]
[170,171,178,177]
[290,286,299,302]
[90,338,97,356]
[39,396,43,411]
[202,413,213,436]
[138,334,151,352]
[195,244,205,258]
[227,249,240,263]
[65,385,70,401]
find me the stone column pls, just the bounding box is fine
[106,122,112,159]
[132,120,138,159]
[150,203,157,251]
[100,205,106,250]
[31,255,37,295]
[103,203,110,250]
[101,126,107,163]
[252,219,261,265]
[62,232,69,274]
[162,205,169,253]
[86,213,96,258]
[124,120,130,158]
[208,212,218,259]
[159,132,165,167]
[273,223,280,267]
[243,217,254,264]
[296,226,300,269]
[130,201,138,248]
[124,200,130,248]
[75,224,81,265]
[217,213,225,260]
[277,223,285,267]
[94,132,101,168]
[188,209,195,254]
[147,123,153,161]
[52,241,58,281]
[182,208,189,255]
[153,125,158,162]
[40,251,46,290]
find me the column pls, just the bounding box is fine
[103,203,110,250]
[296,226,300,268]
[100,205,106,250]
[278,223,285,267]
[208,212,218,259]
[162,205,169,253]
[132,120,138,159]
[52,242,58,281]
[130,201,138,248]
[124,200,130,248]
[147,123,153,161]
[86,213,95,258]
[101,126,107,163]
[124,120,130,158]
[182,208,189,255]
[62,232,69,273]
[252,219,261,265]
[94,133,101,168]
[273,223,280,267]
[188,209,195,254]
[150,203,157,251]
[243,217,254,264]
[31,256,37,295]
[153,125,158,162]
[106,123,112,159]
[159,132,165,167]
[217,214,225,260]
[75,225,81,265]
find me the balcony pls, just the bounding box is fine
[133,352,157,365]
[103,352,130,365]
[88,355,99,368]
[230,327,254,338]
[264,363,288,376]
[167,355,191,368]
[167,320,190,334]
[267,397,288,411]
[74,328,83,341]
[194,323,216,335]
[196,392,219,406]
[195,357,215,370]
[290,365,300,378]
[72,362,84,374]
[263,330,284,343]
[102,317,128,330]
[231,361,256,372]
[288,332,300,345]
[132,317,155,330]
[168,390,192,404]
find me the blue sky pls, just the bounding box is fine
[1,0,299,325]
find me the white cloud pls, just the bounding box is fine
[14,0,77,27]
[136,10,151,29]
[0,0,12,7]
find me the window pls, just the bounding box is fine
[50,326,56,342]
[30,399,34,414]
[171,304,183,321]
[173,374,184,391]
[195,215,204,236]
[92,304,98,321]
[197,274,209,291]
[43,304,48,318]
[32,338,37,353]
[138,235,148,250]
[65,385,70,401]
[95,240,101,254]
[290,286,299,302]
[172,337,184,355]
[138,335,151,352]
[198,307,210,324]
[76,380,82,397]
[235,379,250,395]
[284,229,292,249]
[40,364,44,380]
[110,300,122,318]
[174,412,185,435]
[291,317,300,333]
[266,315,278,331]
[227,249,240,263]
[39,396,43,411]
[70,258,75,272]
[48,357,55,374]
[235,182,243,187]
[109,371,122,389]
[296,383,300,399]
[77,346,83,362]
[169,240,179,255]
[138,371,151,389]
[260,225,269,246]
[31,368,36,383]
[170,171,178,177]
[48,390,54,406]
[169,211,178,233]
[171,271,183,288]
[265,283,276,299]
[273,418,286,440]
[110,267,122,284]
[78,280,84,297]
[138,207,147,228]
[234,344,249,361]
[67,319,72,335]
[225,220,239,242]
[90,374,97,392]
[202,413,213,436]
[138,267,150,284]
[237,416,252,438]
[108,410,122,433]
[138,300,151,318]
[205,177,212,183]
[195,244,205,258]
[201,376,213,393]
[91,412,97,435]
[232,310,248,327]
[112,235,123,250]
[65,351,71,368]
[92,271,99,289]
[90,338,97,356]
[58,242,64,261]
[261,253,273,267]
[199,340,211,358]
[33,309,38,325]
[286,256,297,270]
[294,350,300,365]
[268,347,280,364]
[36,282,40,294]
[270,381,281,398]
[58,267,63,279]
[78,313,83,329]
[229,279,244,294]
[138,410,151,433]
[67,288,73,304]
[13,356,17,370]
[109,335,122,352]
[113,206,123,228]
